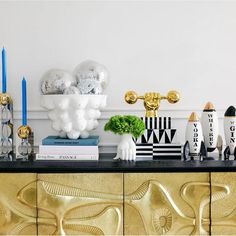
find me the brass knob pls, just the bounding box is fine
[17,125,32,139]
[125,91,140,104]
[0,93,12,106]
[167,90,180,104]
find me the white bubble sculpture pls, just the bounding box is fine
[41,94,107,139]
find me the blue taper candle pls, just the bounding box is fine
[22,78,27,126]
[2,47,6,93]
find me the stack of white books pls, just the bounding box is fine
[36,136,99,161]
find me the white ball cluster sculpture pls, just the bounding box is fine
[40,60,108,139]
[41,94,106,139]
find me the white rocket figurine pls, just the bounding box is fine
[201,102,220,152]
[184,112,206,161]
[224,106,236,159]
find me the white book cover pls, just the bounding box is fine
[39,145,98,155]
[36,153,98,161]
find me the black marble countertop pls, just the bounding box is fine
[0,153,236,173]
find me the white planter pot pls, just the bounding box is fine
[41,94,107,139]
[114,134,136,161]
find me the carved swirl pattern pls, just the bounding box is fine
[0,174,123,235]
[37,180,122,235]
[152,208,172,234]
[125,179,231,235]
[0,202,8,227]
[0,173,236,235]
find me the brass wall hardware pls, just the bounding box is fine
[125,90,180,117]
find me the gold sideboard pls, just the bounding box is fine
[0,173,37,235]
[211,173,236,235]
[37,173,123,235]
[124,173,210,235]
[0,172,236,236]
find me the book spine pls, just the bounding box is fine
[39,145,98,155]
[42,140,98,146]
[36,154,98,161]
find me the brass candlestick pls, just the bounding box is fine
[16,125,34,160]
[0,93,13,158]
[125,90,180,117]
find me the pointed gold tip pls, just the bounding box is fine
[188,112,199,122]
[204,102,215,110]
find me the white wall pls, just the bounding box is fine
[0,1,235,151]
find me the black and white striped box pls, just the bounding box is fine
[136,143,153,160]
[153,144,182,159]
[136,143,182,160]
[135,129,177,144]
[141,117,172,130]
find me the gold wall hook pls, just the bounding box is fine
[125,90,180,117]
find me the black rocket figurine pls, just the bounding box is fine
[224,106,236,159]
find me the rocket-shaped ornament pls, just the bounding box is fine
[224,106,236,159]
[184,112,207,161]
[201,102,221,153]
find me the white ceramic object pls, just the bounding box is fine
[201,102,219,152]
[41,94,107,139]
[114,134,136,161]
[224,106,236,155]
[185,112,204,155]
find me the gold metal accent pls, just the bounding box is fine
[204,102,215,110]
[1,172,235,235]
[181,182,211,235]
[124,90,180,117]
[152,208,172,234]
[166,90,180,104]
[211,173,236,235]
[17,125,32,139]
[0,93,12,106]
[188,112,199,122]
[124,173,210,235]
[0,174,37,235]
[37,174,123,235]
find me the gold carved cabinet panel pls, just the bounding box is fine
[211,172,236,235]
[0,173,37,235]
[37,173,123,235]
[124,173,210,235]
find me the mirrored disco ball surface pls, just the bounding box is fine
[73,60,109,94]
[41,69,77,95]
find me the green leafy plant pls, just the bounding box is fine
[104,115,145,138]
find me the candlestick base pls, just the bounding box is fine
[0,93,13,159]
[16,125,34,160]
